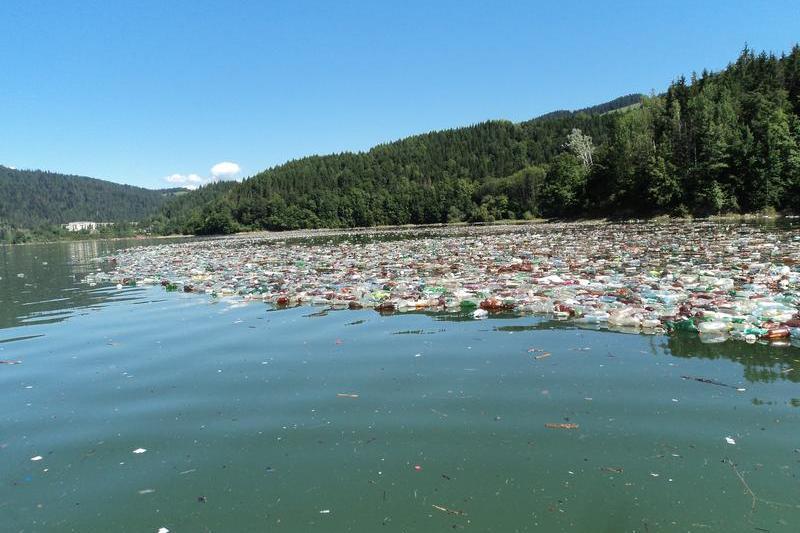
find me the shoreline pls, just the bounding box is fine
[5,212,799,246]
[1,233,189,247]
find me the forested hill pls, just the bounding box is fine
[532,93,643,122]
[0,166,180,228]
[153,45,800,235]
[151,94,641,234]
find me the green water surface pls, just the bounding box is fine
[1,239,799,532]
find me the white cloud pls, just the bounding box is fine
[164,173,206,189]
[162,161,242,190]
[210,161,241,179]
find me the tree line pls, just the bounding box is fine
[153,46,800,235]
[148,105,627,234]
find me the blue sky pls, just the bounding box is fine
[0,0,798,189]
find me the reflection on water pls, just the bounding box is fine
[343,302,800,385]
[0,238,184,331]
[666,331,800,383]
[485,317,800,384]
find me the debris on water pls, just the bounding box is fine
[472,308,488,319]
[132,448,147,454]
[600,466,624,474]
[87,222,800,347]
[432,504,467,516]
[681,375,745,391]
[545,423,579,430]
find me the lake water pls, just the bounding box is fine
[1,237,799,532]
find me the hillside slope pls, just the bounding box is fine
[140,45,800,234]
[0,166,179,228]
[153,94,641,234]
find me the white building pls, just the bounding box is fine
[62,221,112,232]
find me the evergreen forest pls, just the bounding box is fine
[152,46,800,235]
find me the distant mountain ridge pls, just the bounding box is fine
[0,166,179,228]
[533,93,644,122]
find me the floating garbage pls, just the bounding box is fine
[545,423,579,429]
[85,222,800,347]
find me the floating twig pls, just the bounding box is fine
[432,504,467,516]
[725,458,800,513]
[682,375,745,391]
[726,458,757,512]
